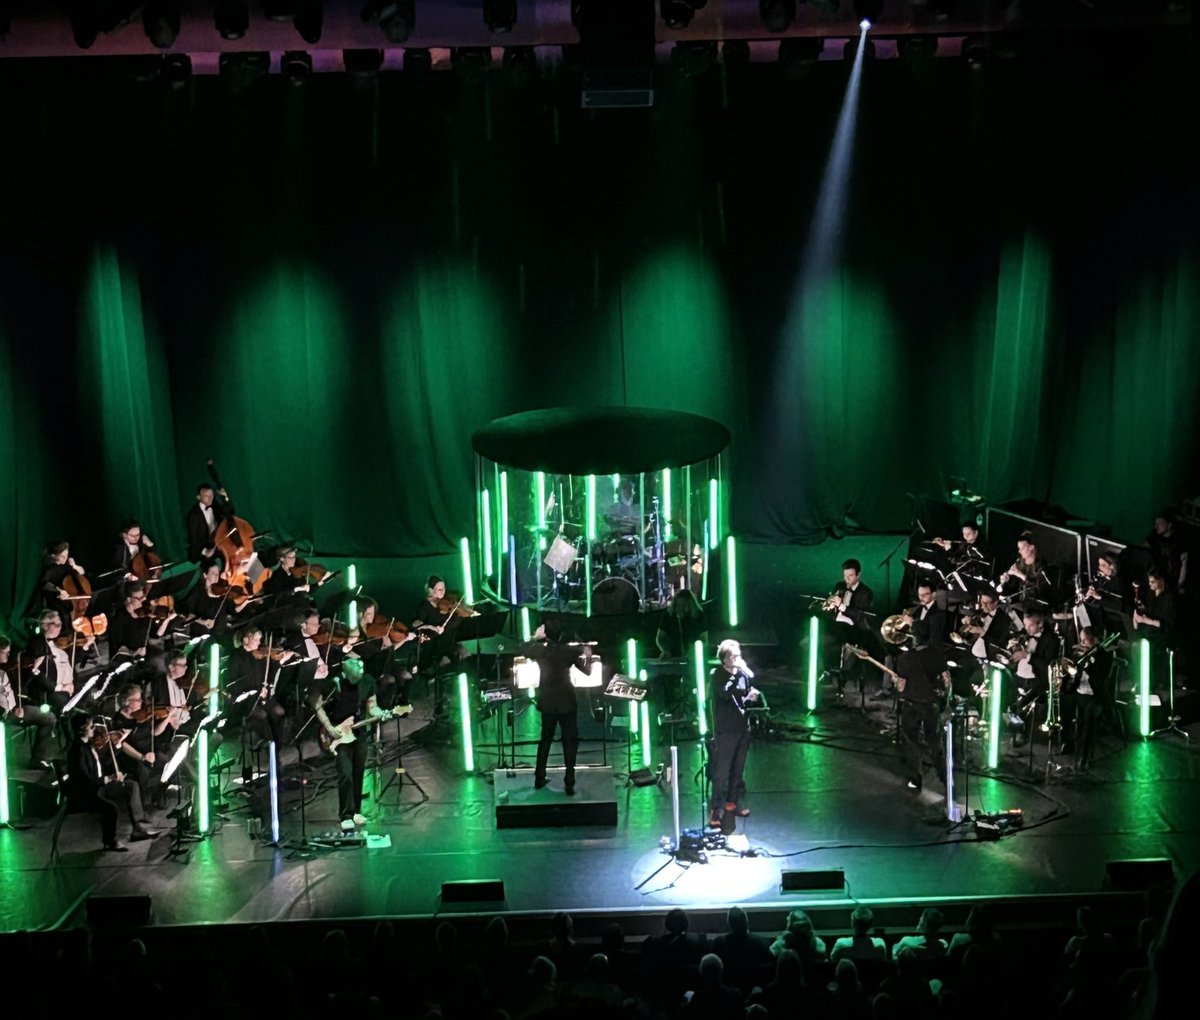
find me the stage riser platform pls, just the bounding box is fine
[494,766,618,828]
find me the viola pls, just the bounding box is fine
[314,622,356,647]
[135,598,176,622]
[289,560,340,587]
[55,628,97,650]
[210,580,262,608]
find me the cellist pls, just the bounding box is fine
[112,519,159,581]
[39,540,87,629]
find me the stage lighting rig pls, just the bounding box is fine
[854,0,882,29]
[661,0,707,31]
[214,0,250,39]
[281,50,313,85]
[484,0,517,34]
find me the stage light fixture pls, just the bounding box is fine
[164,53,192,90]
[344,47,384,85]
[282,50,313,85]
[219,50,271,91]
[759,0,795,33]
[854,0,881,29]
[403,47,432,73]
[143,0,180,47]
[484,0,517,34]
[843,36,875,60]
[214,1,250,39]
[363,0,415,44]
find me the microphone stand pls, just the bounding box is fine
[879,519,924,610]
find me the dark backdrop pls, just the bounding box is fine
[2,34,1198,629]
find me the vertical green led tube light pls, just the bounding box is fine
[520,606,531,641]
[640,696,652,765]
[586,474,596,617]
[196,730,209,834]
[987,668,1003,769]
[662,468,672,542]
[806,615,819,712]
[725,536,738,627]
[629,700,639,734]
[626,638,638,680]
[708,478,719,550]
[0,721,10,824]
[499,471,509,599]
[347,563,358,630]
[459,538,474,606]
[482,489,494,579]
[458,673,474,771]
[1139,638,1151,737]
[694,639,708,736]
[536,472,547,550]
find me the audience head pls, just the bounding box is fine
[851,904,875,936]
[917,907,944,936]
[665,907,690,935]
[698,953,723,983]
[529,955,556,987]
[726,905,749,935]
[774,948,804,985]
[550,911,573,942]
[834,958,860,990]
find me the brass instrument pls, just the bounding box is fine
[1042,658,1066,734]
[818,590,842,612]
[880,614,913,646]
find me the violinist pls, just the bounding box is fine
[39,540,87,629]
[28,610,95,713]
[151,653,214,744]
[412,576,467,679]
[113,519,157,581]
[263,546,310,601]
[289,608,339,693]
[112,682,175,802]
[64,713,156,851]
[347,600,417,710]
[107,589,153,660]
[1,637,59,766]
[186,482,234,562]
[179,560,235,635]
[224,626,289,746]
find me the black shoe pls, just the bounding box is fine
[534,777,550,790]
[565,785,575,796]
[103,842,129,853]
[129,828,158,842]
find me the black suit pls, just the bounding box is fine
[896,646,946,790]
[65,738,145,846]
[185,497,234,562]
[523,639,580,791]
[112,537,155,574]
[912,603,947,648]
[710,664,754,813]
[831,581,877,690]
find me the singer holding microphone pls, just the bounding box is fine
[708,639,761,829]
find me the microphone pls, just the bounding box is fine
[735,657,755,679]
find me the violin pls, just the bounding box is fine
[132,705,176,724]
[434,594,479,619]
[314,622,356,647]
[289,559,339,588]
[250,647,293,662]
[360,616,416,644]
[91,726,131,752]
[55,628,97,650]
[135,597,176,622]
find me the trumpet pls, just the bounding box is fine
[817,590,842,612]
[1006,634,1030,656]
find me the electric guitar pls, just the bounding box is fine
[320,705,408,753]
[846,645,906,693]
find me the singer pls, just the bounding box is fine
[708,639,761,829]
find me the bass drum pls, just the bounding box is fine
[592,576,640,615]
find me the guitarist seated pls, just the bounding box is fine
[309,657,400,832]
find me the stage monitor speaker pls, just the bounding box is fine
[85,894,152,927]
[440,879,506,903]
[781,868,845,893]
[1104,859,1174,892]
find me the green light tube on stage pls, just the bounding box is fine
[268,741,280,844]
[499,471,510,588]
[520,606,532,641]
[640,697,652,765]
[208,642,221,717]
[629,700,639,735]
[482,489,494,578]
[1139,638,1151,737]
[694,639,708,736]
[587,475,597,541]
[347,563,358,629]
[0,722,10,824]
[987,668,1003,769]
[725,536,738,627]
[459,538,474,606]
[536,472,547,550]
[662,468,672,541]
[627,638,638,681]
[612,472,620,490]
[585,549,593,617]
[196,730,209,834]
[806,615,819,712]
[458,673,474,771]
[709,479,719,550]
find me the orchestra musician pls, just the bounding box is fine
[1079,552,1122,636]
[933,520,990,565]
[152,652,213,744]
[310,656,390,831]
[708,639,760,826]
[64,713,157,851]
[1071,627,1119,772]
[961,591,1012,661]
[412,576,467,686]
[178,560,237,635]
[108,586,176,660]
[348,600,417,711]
[27,610,95,714]
[909,583,947,649]
[224,626,292,747]
[39,541,87,629]
[893,639,948,793]
[1007,610,1062,746]
[112,682,177,804]
[997,531,1050,607]
[1,636,59,767]
[826,559,877,698]
[1133,569,1176,645]
[262,546,311,601]
[1147,512,1189,595]
[186,482,234,562]
[112,519,157,580]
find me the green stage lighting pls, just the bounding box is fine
[725,535,738,627]
[694,639,708,736]
[806,615,819,712]
[459,673,474,770]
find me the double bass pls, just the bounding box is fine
[206,460,272,596]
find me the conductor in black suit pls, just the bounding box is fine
[523,617,581,796]
[186,482,235,562]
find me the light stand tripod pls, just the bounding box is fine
[376,712,429,809]
[1151,649,1189,741]
[282,710,327,859]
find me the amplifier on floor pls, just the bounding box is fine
[780,868,845,893]
[86,894,152,927]
[1104,858,1174,891]
[440,879,506,903]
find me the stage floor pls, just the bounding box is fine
[3,668,1198,932]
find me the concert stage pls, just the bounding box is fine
[3,661,1197,933]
